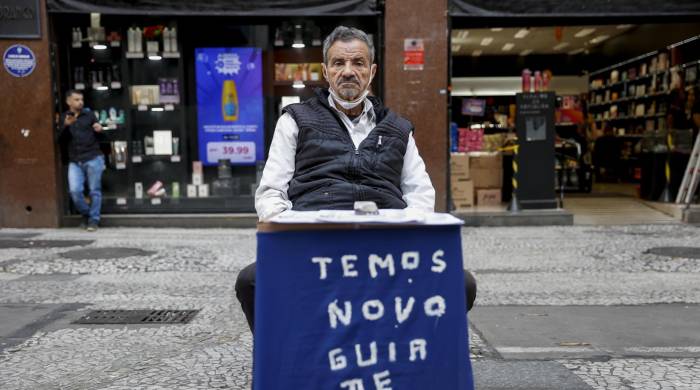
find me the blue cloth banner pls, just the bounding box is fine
[255,226,474,389]
[194,47,263,166]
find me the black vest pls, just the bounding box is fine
[283,88,413,211]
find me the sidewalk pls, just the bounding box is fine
[1,224,699,389]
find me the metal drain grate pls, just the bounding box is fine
[0,240,93,249]
[60,247,156,260]
[645,247,700,260]
[73,309,199,324]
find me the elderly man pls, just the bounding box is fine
[235,26,476,332]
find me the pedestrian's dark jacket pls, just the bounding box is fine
[57,108,104,163]
[282,88,413,211]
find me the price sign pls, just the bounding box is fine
[206,141,255,164]
[132,156,142,163]
[116,198,127,205]
[151,198,162,205]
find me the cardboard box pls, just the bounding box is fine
[187,184,198,198]
[451,179,474,209]
[198,184,209,198]
[450,153,470,178]
[476,188,502,206]
[469,152,503,189]
[469,152,502,169]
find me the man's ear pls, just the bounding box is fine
[370,63,377,81]
[321,63,329,81]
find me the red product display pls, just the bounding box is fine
[457,128,484,152]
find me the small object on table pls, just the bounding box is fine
[354,201,378,215]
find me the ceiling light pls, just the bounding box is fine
[148,55,162,61]
[151,107,164,112]
[451,44,461,52]
[292,25,305,48]
[491,28,503,32]
[472,50,482,57]
[514,29,530,39]
[292,80,305,89]
[574,28,596,38]
[617,24,633,29]
[553,42,570,51]
[590,35,610,44]
[96,85,109,91]
[480,37,493,46]
[502,43,514,51]
[568,48,585,55]
[93,44,107,50]
[519,49,533,56]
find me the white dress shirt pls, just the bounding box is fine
[255,94,435,221]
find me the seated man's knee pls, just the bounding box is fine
[464,269,477,311]
[235,262,256,295]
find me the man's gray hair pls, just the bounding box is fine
[322,26,375,64]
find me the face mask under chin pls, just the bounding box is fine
[328,75,373,110]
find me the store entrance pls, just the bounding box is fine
[449,23,700,223]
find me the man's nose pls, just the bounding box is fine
[340,62,355,78]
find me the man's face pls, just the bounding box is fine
[322,39,377,101]
[66,93,84,111]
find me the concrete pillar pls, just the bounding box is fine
[0,0,61,227]
[384,0,449,212]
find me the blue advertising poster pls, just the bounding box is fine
[195,48,263,165]
[255,226,474,390]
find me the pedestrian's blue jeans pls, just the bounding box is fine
[68,155,105,224]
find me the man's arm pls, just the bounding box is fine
[400,133,436,211]
[56,112,75,143]
[254,113,299,221]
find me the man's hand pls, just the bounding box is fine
[64,114,77,127]
[92,123,103,133]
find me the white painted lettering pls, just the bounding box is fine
[431,250,446,273]
[424,295,446,318]
[328,300,352,328]
[401,251,420,270]
[373,370,393,389]
[312,257,333,280]
[368,254,396,278]
[409,339,428,362]
[341,255,359,277]
[329,348,347,371]
[339,378,365,390]
[388,342,397,362]
[355,342,378,367]
[394,296,415,324]
[362,300,385,321]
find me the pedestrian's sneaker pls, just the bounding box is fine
[86,221,99,232]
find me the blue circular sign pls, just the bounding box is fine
[3,44,36,78]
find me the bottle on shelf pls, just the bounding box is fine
[222,80,239,122]
[169,27,177,53]
[163,27,171,53]
[135,27,143,53]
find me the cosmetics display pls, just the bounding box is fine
[110,141,128,170]
[274,63,323,82]
[158,78,180,104]
[130,85,160,106]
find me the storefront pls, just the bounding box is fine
[447,1,700,216]
[47,1,382,215]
